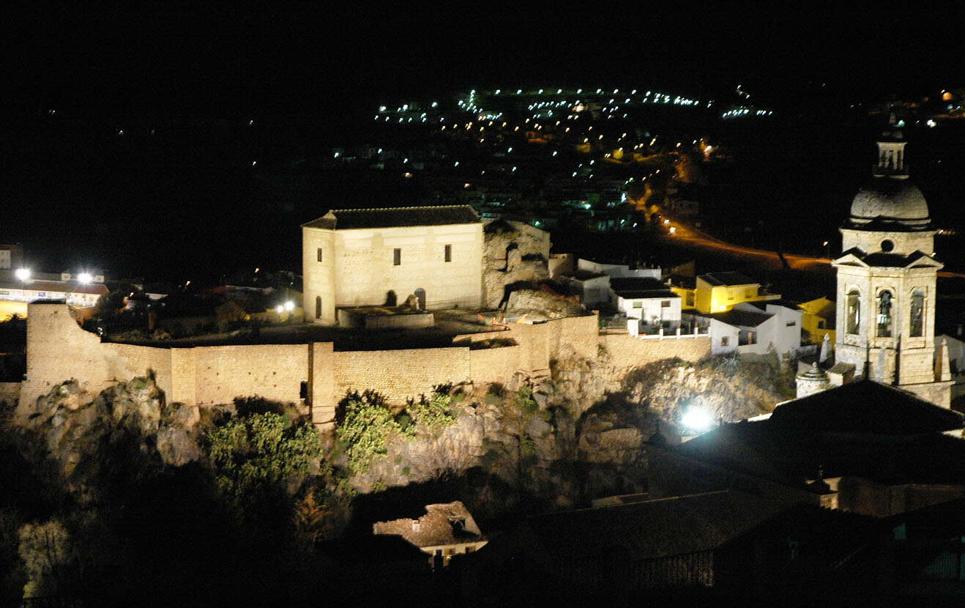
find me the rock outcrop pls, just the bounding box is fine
[482,220,551,308]
[16,376,203,490]
[505,288,584,321]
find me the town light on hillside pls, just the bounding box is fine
[15,267,31,281]
[284,300,295,311]
[77,272,93,285]
[681,405,715,434]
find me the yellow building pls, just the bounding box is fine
[692,272,780,314]
[671,285,697,310]
[797,296,836,345]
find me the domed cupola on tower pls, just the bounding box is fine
[840,121,936,256]
[830,122,951,407]
[846,122,932,235]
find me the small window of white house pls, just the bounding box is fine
[632,301,643,309]
[661,300,671,308]
[444,244,452,262]
[393,248,401,266]
[786,321,796,327]
[316,248,323,263]
[721,336,729,347]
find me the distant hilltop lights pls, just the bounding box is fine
[373,86,775,124]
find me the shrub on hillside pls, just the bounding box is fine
[205,412,322,509]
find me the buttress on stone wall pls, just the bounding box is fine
[19,304,710,427]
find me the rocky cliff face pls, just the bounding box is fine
[344,350,792,502]
[17,376,203,495]
[482,220,551,308]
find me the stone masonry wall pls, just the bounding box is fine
[189,344,309,406]
[20,304,712,428]
[20,304,170,411]
[602,334,712,383]
[469,344,522,385]
[333,347,471,405]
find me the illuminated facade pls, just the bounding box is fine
[302,206,484,324]
[831,127,951,406]
[798,296,836,345]
[692,272,779,314]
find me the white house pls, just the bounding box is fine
[302,206,484,324]
[610,277,681,332]
[698,302,802,356]
[565,258,664,308]
[567,270,611,306]
[577,258,661,280]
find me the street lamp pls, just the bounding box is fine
[14,268,31,282]
[77,272,93,285]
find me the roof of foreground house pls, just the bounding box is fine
[675,381,965,485]
[303,205,480,230]
[524,490,787,561]
[768,380,962,436]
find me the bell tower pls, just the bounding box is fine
[831,126,951,406]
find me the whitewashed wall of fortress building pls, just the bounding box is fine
[303,223,484,324]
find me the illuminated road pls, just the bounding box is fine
[663,217,965,279]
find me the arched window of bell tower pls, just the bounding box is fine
[846,290,861,335]
[876,290,894,338]
[909,289,925,337]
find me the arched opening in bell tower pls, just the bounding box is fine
[876,290,894,338]
[846,290,861,335]
[909,289,925,337]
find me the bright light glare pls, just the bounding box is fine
[15,268,31,281]
[77,272,93,285]
[283,300,295,311]
[681,406,714,433]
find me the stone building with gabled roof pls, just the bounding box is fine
[372,501,487,568]
[302,205,483,324]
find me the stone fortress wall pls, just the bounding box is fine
[18,303,710,427]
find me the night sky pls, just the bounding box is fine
[3,4,965,281]
[7,5,964,119]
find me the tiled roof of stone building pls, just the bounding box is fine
[373,501,484,548]
[303,205,480,230]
